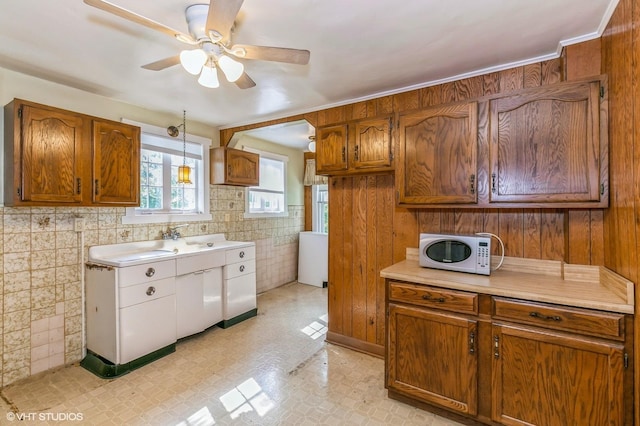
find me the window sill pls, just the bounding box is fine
[122,211,213,225]
[243,211,289,219]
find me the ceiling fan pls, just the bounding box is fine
[83,0,310,89]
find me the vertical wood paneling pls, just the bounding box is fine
[420,85,443,107]
[567,210,592,264]
[565,39,602,80]
[540,210,565,260]
[328,177,344,335]
[342,177,354,336]
[522,210,542,259]
[441,82,457,103]
[351,176,367,341]
[376,175,394,345]
[454,210,484,234]
[418,210,442,234]
[590,210,604,265]
[523,63,542,88]
[498,209,524,257]
[454,77,484,101]
[393,91,420,112]
[499,67,524,92]
[541,58,563,84]
[376,96,394,115]
[347,102,368,121]
[483,72,501,95]
[365,176,378,343]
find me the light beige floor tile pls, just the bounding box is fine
[0,282,463,425]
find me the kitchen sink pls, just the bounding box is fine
[106,249,176,263]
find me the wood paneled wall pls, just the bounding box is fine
[600,0,640,420]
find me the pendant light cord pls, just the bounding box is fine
[182,109,187,167]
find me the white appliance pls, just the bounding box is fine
[419,233,491,275]
[298,231,328,287]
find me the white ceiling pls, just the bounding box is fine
[0,0,616,140]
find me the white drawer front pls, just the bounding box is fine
[224,260,256,279]
[117,259,175,287]
[119,277,176,308]
[177,250,226,275]
[225,246,256,264]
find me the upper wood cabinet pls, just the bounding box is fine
[316,116,393,175]
[488,77,608,207]
[397,101,478,204]
[396,76,609,208]
[92,120,140,205]
[3,99,141,206]
[210,146,259,186]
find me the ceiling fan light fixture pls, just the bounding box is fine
[198,63,220,88]
[179,48,208,75]
[218,54,244,82]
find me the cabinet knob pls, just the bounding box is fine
[146,286,156,296]
[145,268,155,277]
[239,251,245,259]
[239,265,245,273]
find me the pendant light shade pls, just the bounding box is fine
[198,63,220,88]
[178,165,192,184]
[217,54,244,82]
[180,49,208,75]
[168,110,193,185]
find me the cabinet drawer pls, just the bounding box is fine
[226,246,256,264]
[492,297,625,340]
[388,281,478,315]
[225,260,256,279]
[119,277,176,308]
[176,250,225,275]
[117,259,175,287]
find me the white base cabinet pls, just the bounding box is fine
[223,246,257,325]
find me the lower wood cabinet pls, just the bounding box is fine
[385,280,633,425]
[387,303,478,416]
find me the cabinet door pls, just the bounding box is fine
[227,148,260,186]
[176,273,205,339]
[92,120,140,205]
[492,323,624,426]
[316,124,348,174]
[397,102,478,204]
[387,303,478,415]
[488,78,606,205]
[352,117,392,170]
[202,268,223,328]
[19,104,84,203]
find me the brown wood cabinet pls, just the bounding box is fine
[316,116,392,175]
[385,280,633,425]
[92,120,140,205]
[387,284,478,416]
[3,99,141,206]
[488,77,608,207]
[397,102,478,204]
[396,76,609,208]
[210,146,259,186]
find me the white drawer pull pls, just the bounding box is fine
[146,286,156,296]
[239,251,245,259]
[239,265,245,272]
[145,268,155,277]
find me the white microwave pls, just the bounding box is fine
[419,233,491,275]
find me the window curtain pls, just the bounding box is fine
[303,159,328,186]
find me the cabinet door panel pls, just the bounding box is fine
[489,79,603,204]
[226,149,259,185]
[316,124,348,174]
[492,323,624,426]
[353,117,392,169]
[388,303,478,415]
[92,120,140,205]
[398,102,478,204]
[21,105,84,203]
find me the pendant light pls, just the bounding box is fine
[178,110,192,184]
[167,111,193,185]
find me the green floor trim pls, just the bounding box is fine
[218,308,258,329]
[80,344,176,379]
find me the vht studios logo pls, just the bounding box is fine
[6,411,84,422]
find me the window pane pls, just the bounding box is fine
[147,186,163,209]
[258,157,285,192]
[248,189,285,214]
[148,163,163,186]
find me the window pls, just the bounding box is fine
[244,148,288,218]
[122,120,212,224]
[313,184,328,233]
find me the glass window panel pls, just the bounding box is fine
[148,163,163,186]
[248,190,285,213]
[148,186,163,209]
[257,157,284,192]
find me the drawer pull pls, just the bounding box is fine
[239,265,245,272]
[529,311,562,322]
[145,268,155,277]
[422,294,445,303]
[146,286,156,296]
[239,251,245,258]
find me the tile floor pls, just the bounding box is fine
[1,282,463,425]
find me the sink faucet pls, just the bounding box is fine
[162,224,189,240]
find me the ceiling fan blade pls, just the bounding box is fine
[83,0,196,44]
[235,72,256,89]
[141,55,181,71]
[232,45,310,65]
[206,0,244,42]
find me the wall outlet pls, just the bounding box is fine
[224,213,230,222]
[73,217,85,232]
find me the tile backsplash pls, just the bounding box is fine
[0,185,304,386]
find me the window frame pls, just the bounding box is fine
[122,120,212,225]
[243,147,289,219]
